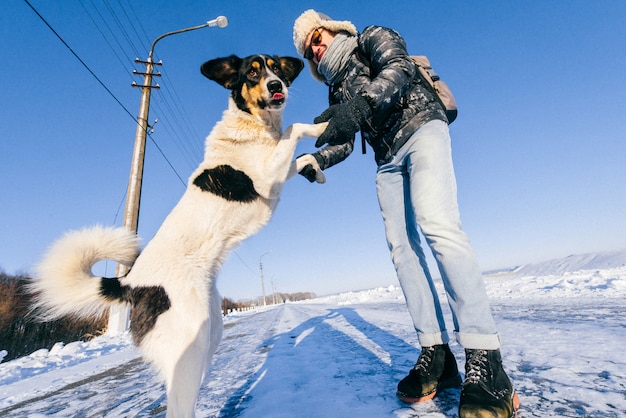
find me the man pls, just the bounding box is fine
[293,9,519,418]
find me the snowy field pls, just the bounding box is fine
[1,251,625,417]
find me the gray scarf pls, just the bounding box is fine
[317,33,358,85]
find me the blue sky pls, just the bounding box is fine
[1,1,625,300]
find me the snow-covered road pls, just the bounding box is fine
[2,282,625,417]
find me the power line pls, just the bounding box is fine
[24,0,186,187]
[147,132,187,185]
[79,0,136,78]
[114,0,150,56]
[119,0,152,47]
[24,0,136,123]
[102,0,204,171]
[83,0,203,172]
[102,0,144,59]
[79,0,194,178]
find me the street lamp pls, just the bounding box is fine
[107,17,228,334]
[271,276,277,305]
[259,251,271,307]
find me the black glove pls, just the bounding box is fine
[313,95,371,148]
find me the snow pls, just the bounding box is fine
[1,251,625,417]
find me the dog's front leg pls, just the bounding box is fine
[256,122,328,198]
[283,122,329,141]
[286,154,326,183]
[285,122,329,183]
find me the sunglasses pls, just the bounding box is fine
[304,28,323,60]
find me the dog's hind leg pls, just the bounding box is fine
[163,323,209,418]
[206,282,224,362]
[162,284,223,418]
[139,310,209,417]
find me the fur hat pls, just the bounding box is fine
[293,9,357,56]
[293,9,358,82]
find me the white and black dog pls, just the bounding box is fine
[29,54,327,417]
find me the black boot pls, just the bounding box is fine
[459,349,520,418]
[397,344,462,402]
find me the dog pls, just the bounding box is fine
[29,54,327,417]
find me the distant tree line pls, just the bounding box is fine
[0,272,107,363]
[221,291,317,315]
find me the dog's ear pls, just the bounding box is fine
[278,57,304,86]
[200,55,242,89]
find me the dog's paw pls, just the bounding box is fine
[310,122,329,139]
[284,122,330,141]
[296,154,326,184]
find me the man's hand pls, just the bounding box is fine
[313,95,371,148]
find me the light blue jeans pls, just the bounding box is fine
[376,120,500,350]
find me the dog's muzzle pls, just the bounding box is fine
[267,80,286,107]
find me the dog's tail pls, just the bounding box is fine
[29,225,141,321]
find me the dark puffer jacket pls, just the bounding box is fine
[313,25,448,168]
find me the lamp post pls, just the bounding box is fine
[107,17,228,334]
[259,251,271,307]
[271,276,277,305]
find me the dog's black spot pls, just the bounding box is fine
[99,280,171,345]
[193,165,259,202]
[100,278,132,303]
[129,286,171,345]
[231,90,252,114]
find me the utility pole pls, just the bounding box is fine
[259,251,271,307]
[271,278,276,305]
[107,16,228,334]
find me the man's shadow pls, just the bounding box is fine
[217,306,461,417]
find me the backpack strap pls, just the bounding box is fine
[411,56,458,123]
